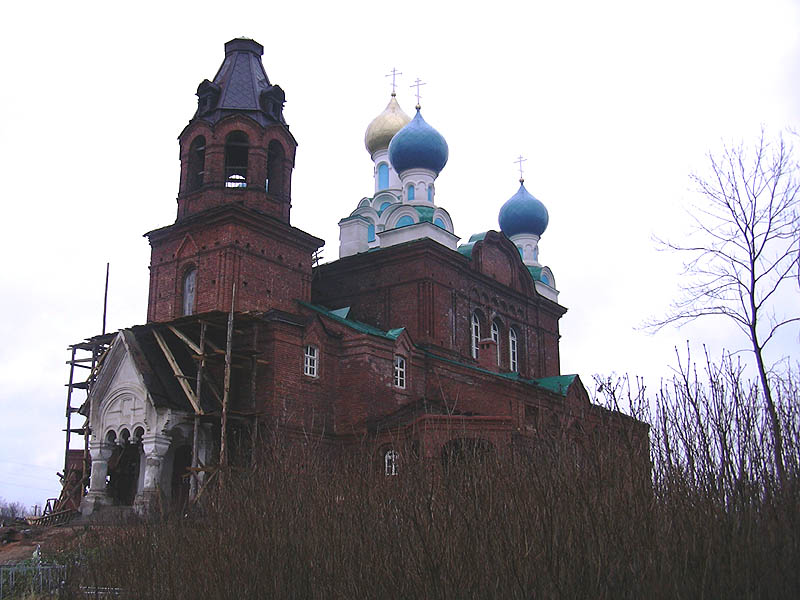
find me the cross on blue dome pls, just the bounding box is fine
[388,109,449,175]
[498,180,549,237]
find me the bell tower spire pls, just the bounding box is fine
[145,39,323,323]
[175,38,297,223]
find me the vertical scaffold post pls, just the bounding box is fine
[191,322,207,499]
[219,283,235,478]
[64,346,77,475]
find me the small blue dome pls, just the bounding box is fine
[388,109,448,175]
[498,181,549,237]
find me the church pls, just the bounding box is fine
[62,38,643,516]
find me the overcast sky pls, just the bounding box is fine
[1,0,798,508]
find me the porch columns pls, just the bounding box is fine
[135,433,171,513]
[81,441,115,515]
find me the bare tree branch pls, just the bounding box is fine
[646,130,800,485]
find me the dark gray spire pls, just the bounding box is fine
[193,38,288,128]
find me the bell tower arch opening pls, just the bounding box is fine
[225,131,249,188]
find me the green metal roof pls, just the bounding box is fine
[534,375,577,396]
[414,206,435,223]
[527,265,543,282]
[456,231,488,258]
[422,349,577,396]
[300,303,575,396]
[299,302,404,340]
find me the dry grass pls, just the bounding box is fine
[62,356,799,599]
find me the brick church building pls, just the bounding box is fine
[72,38,641,515]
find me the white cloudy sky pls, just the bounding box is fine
[1,0,798,508]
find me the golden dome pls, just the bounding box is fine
[364,94,411,156]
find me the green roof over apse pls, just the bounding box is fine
[299,302,404,340]
[456,232,488,258]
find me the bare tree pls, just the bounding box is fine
[650,130,800,484]
[0,498,27,520]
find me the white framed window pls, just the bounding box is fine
[394,355,406,389]
[304,345,318,377]
[182,268,197,316]
[491,320,500,366]
[509,328,518,372]
[385,449,399,476]
[471,312,481,359]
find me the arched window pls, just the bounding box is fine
[384,449,399,476]
[541,273,550,286]
[182,268,197,316]
[433,217,446,229]
[471,312,481,359]
[267,140,285,197]
[379,201,392,213]
[225,131,249,188]
[304,345,318,377]
[367,223,376,242]
[407,184,415,201]
[187,136,206,192]
[394,355,406,389]
[509,328,518,372]
[396,216,414,228]
[378,163,389,190]
[491,320,501,366]
[427,185,433,202]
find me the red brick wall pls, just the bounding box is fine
[176,116,295,222]
[312,235,566,379]
[147,213,320,322]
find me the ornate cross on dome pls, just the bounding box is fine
[385,68,402,95]
[515,155,527,182]
[411,78,426,109]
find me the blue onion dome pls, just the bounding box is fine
[498,180,549,237]
[388,108,449,175]
[365,94,411,155]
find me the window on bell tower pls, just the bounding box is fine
[225,131,249,188]
[267,140,285,197]
[182,268,197,316]
[187,136,206,192]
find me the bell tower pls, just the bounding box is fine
[145,38,323,322]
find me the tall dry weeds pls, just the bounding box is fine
[66,354,799,599]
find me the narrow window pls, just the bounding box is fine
[304,345,318,377]
[509,328,518,372]
[367,223,376,242]
[385,449,399,476]
[491,320,500,366]
[182,269,197,316]
[394,356,406,389]
[378,163,389,190]
[471,312,480,359]
[396,215,414,228]
[225,131,249,188]
[267,140,285,197]
[407,184,415,201]
[187,136,206,192]
[427,184,433,202]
